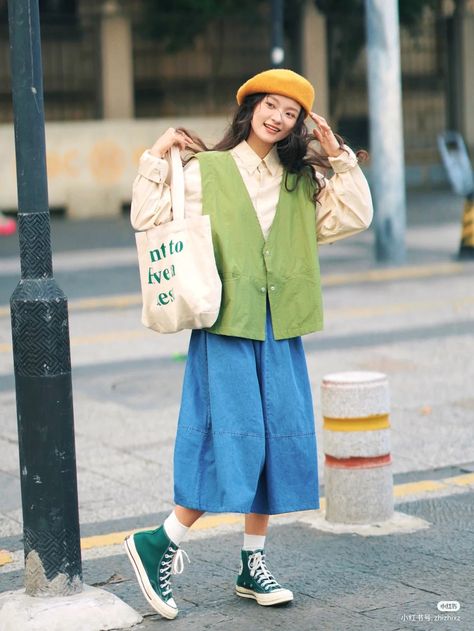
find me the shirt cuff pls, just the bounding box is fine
[328,145,358,173]
[137,150,169,183]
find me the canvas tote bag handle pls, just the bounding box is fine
[170,145,185,222]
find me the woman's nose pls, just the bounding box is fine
[271,109,283,123]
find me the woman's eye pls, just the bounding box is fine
[266,101,275,108]
[286,112,295,119]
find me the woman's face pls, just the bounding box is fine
[249,94,301,146]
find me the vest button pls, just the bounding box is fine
[260,287,266,293]
[265,250,270,255]
[270,285,276,291]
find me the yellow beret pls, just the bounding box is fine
[236,69,314,116]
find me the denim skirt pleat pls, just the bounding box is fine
[173,305,320,515]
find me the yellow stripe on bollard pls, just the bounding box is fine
[323,414,390,432]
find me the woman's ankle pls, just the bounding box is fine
[174,505,204,528]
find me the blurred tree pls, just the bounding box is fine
[140,0,266,52]
[139,0,267,105]
[139,0,437,123]
[139,0,308,72]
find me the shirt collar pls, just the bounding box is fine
[231,141,282,177]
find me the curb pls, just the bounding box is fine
[1,470,474,572]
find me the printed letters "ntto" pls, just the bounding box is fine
[149,240,184,262]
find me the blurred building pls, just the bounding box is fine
[0,0,473,217]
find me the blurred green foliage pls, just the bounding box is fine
[140,0,438,125]
[315,0,437,28]
[140,0,266,52]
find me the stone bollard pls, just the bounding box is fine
[321,371,393,524]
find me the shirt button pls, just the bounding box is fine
[270,285,275,291]
[265,250,270,255]
[260,287,266,293]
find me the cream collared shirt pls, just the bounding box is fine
[130,140,373,244]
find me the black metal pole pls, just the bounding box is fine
[7,0,82,596]
[271,0,285,68]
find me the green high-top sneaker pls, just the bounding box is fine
[236,549,294,606]
[124,525,189,619]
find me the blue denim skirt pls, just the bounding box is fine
[173,305,319,515]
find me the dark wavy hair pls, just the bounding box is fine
[177,93,367,203]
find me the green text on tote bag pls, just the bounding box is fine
[147,238,184,306]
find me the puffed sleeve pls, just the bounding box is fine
[130,151,204,230]
[315,145,373,245]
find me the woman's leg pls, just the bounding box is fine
[162,505,204,547]
[245,512,269,536]
[124,505,204,619]
[237,512,293,605]
[174,505,205,527]
[243,513,269,551]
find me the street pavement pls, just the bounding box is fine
[0,188,474,630]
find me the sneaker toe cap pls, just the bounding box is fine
[275,587,293,600]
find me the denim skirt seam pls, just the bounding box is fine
[178,424,265,439]
[265,431,316,439]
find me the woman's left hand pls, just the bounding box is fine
[309,112,344,158]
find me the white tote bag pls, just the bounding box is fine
[135,146,222,333]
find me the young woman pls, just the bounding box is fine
[126,68,373,620]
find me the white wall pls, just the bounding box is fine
[0,117,228,218]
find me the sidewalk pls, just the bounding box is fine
[79,484,474,631]
[1,466,473,630]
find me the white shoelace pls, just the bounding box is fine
[248,551,280,590]
[172,548,190,574]
[159,547,190,597]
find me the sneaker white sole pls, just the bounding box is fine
[235,585,294,606]
[124,535,178,620]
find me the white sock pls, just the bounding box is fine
[243,533,266,551]
[163,511,189,546]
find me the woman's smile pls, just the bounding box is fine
[263,122,281,134]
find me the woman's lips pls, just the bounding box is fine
[264,123,280,133]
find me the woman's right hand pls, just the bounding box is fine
[149,127,194,158]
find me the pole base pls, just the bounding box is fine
[299,509,430,536]
[0,584,142,631]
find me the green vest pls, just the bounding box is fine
[196,150,324,341]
